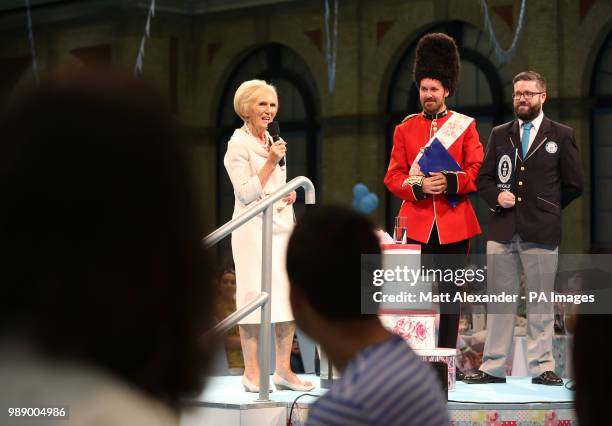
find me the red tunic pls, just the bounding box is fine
[384,111,483,245]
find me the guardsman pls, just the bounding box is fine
[384,33,483,363]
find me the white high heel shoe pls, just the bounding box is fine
[272,373,315,391]
[242,376,273,393]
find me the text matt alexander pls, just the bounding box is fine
[372,291,594,305]
[370,267,595,305]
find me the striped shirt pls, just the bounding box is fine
[306,336,448,426]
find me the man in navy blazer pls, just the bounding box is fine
[466,71,584,386]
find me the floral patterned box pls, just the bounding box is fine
[378,310,436,350]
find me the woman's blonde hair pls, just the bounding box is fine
[233,79,277,121]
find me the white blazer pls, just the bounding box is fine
[223,128,294,324]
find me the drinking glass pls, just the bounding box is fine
[394,216,408,244]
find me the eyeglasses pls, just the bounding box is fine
[512,91,545,100]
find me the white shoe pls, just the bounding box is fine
[242,376,273,393]
[272,373,315,391]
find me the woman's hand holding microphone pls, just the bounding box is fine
[268,140,295,206]
[258,139,287,189]
[267,139,286,165]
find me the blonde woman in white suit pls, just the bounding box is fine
[224,79,313,393]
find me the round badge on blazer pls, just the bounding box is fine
[545,141,558,154]
[497,154,512,184]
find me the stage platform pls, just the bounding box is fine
[449,377,575,425]
[180,374,576,426]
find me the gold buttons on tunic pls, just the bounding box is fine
[518,181,523,186]
[517,197,522,202]
[520,166,525,171]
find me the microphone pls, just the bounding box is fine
[267,121,285,167]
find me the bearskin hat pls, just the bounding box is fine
[413,33,460,96]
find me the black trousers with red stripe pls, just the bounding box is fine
[407,224,469,349]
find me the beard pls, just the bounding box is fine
[422,98,444,114]
[514,101,541,121]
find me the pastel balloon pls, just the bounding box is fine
[352,183,369,201]
[358,193,379,214]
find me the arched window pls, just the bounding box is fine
[216,43,319,254]
[591,30,612,251]
[385,21,512,252]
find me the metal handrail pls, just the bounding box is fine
[203,176,315,401]
[209,292,269,336]
[203,176,316,247]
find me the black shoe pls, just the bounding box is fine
[456,369,466,381]
[464,371,506,384]
[532,371,563,386]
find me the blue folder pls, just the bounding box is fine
[418,138,462,207]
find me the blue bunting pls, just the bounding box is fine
[24,0,39,84]
[480,0,526,64]
[134,0,156,76]
[324,0,338,93]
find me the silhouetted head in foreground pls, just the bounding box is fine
[574,314,612,426]
[286,205,384,370]
[0,70,214,410]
